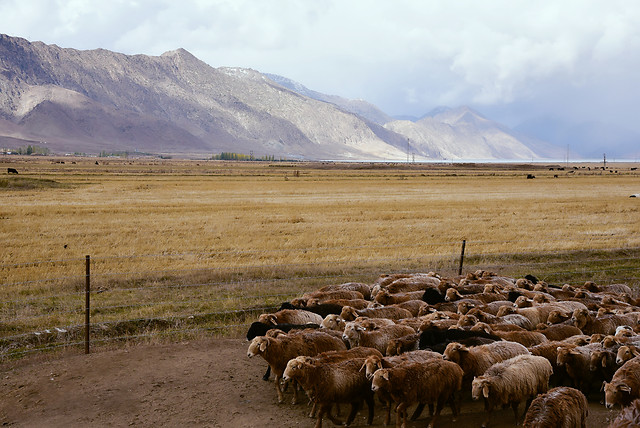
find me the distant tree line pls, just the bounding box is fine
[6,145,50,155]
[212,152,282,161]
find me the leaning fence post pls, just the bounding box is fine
[458,240,466,275]
[85,255,90,354]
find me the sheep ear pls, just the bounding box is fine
[359,362,367,373]
[482,383,490,398]
[259,339,268,352]
[267,314,278,325]
[601,381,607,392]
[382,371,390,381]
[620,384,632,393]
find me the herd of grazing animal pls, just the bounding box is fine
[246,270,640,427]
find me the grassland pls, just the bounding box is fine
[1,156,639,356]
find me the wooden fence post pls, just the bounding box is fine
[85,255,90,354]
[458,240,466,275]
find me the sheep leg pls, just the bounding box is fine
[291,380,300,405]
[275,375,284,404]
[409,402,425,421]
[324,403,344,426]
[262,365,271,381]
[510,401,520,425]
[345,401,361,426]
[365,395,375,425]
[309,401,318,418]
[396,402,408,428]
[428,398,445,428]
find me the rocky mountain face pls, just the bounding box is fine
[0,34,552,160]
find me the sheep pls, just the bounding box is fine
[466,307,534,329]
[556,343,603,392]
[318,282,372,300]
[257,308,324,326]
[283,357,375,428]
[384,273,441,294]
[471,354,553,427]
[418,327,502,354]
[443,340,530,381]
[371,359,463,428]
[361,350,443,379]
[320,314,346,332]
[278,301,343,317]
[374,288,425,305]
[342,323,415,354]
[608,398,640,427]
[590,348,619,383]
[247,329,347,403]
[360,350,443,425]
[245,321,321,381]
[470,322,548,347]
[534,323,583,341]
[393,299,429,317]
[307,298,370,310]
[385,332,421,355]
[530,341,576,387]
[604,356,640,408]
[571,308,636,335]
[445,288,505,304]
[522,386,588,428]
[292,290,365,308]
[349,316,397,330]
[340,305,412,321]
[617,345,640,365]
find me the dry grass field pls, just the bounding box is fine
[1,156,639,355]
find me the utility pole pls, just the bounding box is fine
[603,153,607,169]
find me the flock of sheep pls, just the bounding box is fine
[246,270,640,427]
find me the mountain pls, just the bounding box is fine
[383,106,554,160]
[264,73,393,125]
[0,34,554,160]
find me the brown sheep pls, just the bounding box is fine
[608,398,640,427]
[340,305,412,321]
[247,329,347,403]
[258,308,324,326]
[470,322,548,347]
[374,289,425,305]
[472,354,553,427]
[295,289,364,306]
[385,332,421,356]
[605,356,640,409]
[371,359,463,428]
[571,308,636,335]
[393,299,429,317]
[535,323,583,341]
[617,345,640,365]
[318,282,372,300]
[342,323,415,354]
[283,357,375,428]
[522,386,588,428]
[361,350,443,379]
[443,340,530,380]
[361,350,443,425]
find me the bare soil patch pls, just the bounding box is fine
[0,339,621,427]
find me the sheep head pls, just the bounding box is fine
[604,381,633,409]
[471,377,491,400]
[443,342,468,364]
[371,368,390,392]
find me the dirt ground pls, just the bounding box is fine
[0,338,622,427]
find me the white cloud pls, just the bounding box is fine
[1,0,640,132]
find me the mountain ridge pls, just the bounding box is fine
[0,33,555,160]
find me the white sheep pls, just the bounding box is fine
[472,354,553,427]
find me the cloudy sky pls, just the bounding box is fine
[1,0,639,155]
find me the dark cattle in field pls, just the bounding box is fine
[7,168,18,174]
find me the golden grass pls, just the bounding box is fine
[1,156,639,353]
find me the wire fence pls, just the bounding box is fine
[1,240,639,360]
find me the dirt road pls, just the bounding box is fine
[0,339,620,427]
